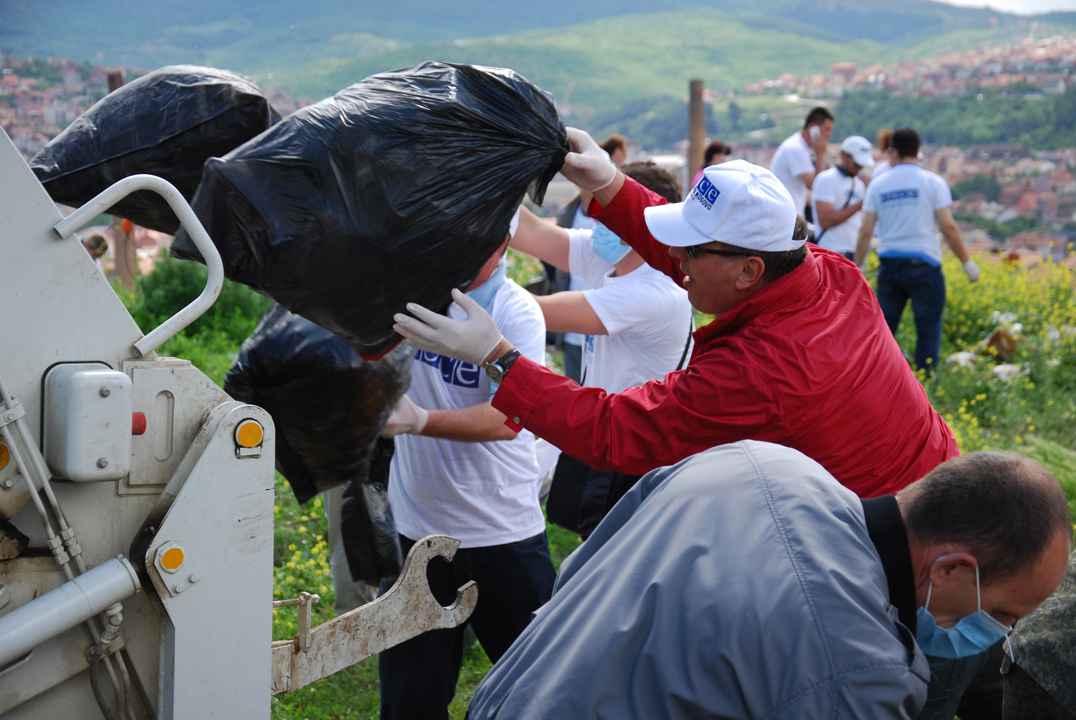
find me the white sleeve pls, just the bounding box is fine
[582,275,668,337]
[788,145,815,178]
[490,286,546,397]
[498,288,546,366]
[812,172,839,205]
[567,228,608,289]
[864,182,880,214]
[931,175,953,210]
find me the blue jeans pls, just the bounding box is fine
[876,258,946,372]
[379,532,555,720]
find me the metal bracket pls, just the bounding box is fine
[272,592,321,652]
[271,535,478,694]
[0,397,26,431]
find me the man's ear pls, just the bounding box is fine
[928,552,977,589]
[736,257,767,290]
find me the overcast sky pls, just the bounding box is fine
[938,0,1076,13]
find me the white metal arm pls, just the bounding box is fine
[53,174,224,357]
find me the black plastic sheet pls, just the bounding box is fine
[225,303,411,502]
[340,438,402,585]
[225,304,410,583]
[31,65,279,234]
[173,61,567,357]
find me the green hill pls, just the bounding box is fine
[2,1,1066,109]
[4,0,1074,148]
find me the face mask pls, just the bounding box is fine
[590,222,631,265]
[466,258,507,313]
[915,562,1012,659]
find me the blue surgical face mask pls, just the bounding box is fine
[590,223,631,265]
[466,258,508,313]
[915,561,1012,659]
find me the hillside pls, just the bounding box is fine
[3,0,1070,114]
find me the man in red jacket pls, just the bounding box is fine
[393,128,957,497]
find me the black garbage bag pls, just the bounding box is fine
[31,65,279,234]
[173,61,567,357]
[223,304,412,504]
[340,437,403,585]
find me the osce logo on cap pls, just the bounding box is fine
[692,177,721,210]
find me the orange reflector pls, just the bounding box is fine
[0,442,8,472]
[160,546,185,572]
[235,419,264,449]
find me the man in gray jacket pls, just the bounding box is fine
[467,442,1071,719]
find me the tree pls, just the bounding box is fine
[728,101,742,131]
[952,174,1001,202]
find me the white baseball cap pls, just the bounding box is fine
[840,136,875,168]
[643,160,799,252]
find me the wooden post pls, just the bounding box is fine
[687,79,706,189]
[105,69,139,289]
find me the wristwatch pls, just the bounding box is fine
[482,348,522,383]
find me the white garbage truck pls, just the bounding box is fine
[0,126,477,719]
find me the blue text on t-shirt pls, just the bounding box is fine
[880,188,920,204]
[416,349,480,389]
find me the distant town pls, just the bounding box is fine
[2,46,1073,272]
[746,35,1076,99]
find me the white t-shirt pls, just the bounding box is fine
[567,229,694,393]
[771,132,815,214]
[863,163,952,267]
[388,279,547,548]
[871,160,892,179]
[810,168,866,255]
[564,206,597,348]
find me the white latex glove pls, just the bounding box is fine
[382,395,429,437]
[562,127,617,193]
[963,259,981,283]
[393,288,504,365]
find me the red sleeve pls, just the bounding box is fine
[493,347,781,476]
[587,177,683,287]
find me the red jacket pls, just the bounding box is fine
[494,178,958,496]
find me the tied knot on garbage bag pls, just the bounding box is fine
[173,61,568,357]
[31,65,279,233]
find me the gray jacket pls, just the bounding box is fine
[468,441,929,719]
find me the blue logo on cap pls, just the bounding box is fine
[692,177,721,210]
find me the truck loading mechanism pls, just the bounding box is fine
[0,127,477,719]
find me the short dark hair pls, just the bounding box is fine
[600,133,628,157]
[898,452,1071,584]
[891,128,920,159]
[803,106,834,129]
[703,140,731,166]
[622,161,682,204]
[751,216,809,283]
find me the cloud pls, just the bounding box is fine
[936,0,1076,13]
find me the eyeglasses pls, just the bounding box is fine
[683,246,756,260]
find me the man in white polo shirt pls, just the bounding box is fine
[376,214,554,720]
[811,136,873,261]
[855,127,979,372]
[771,106,834,219]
